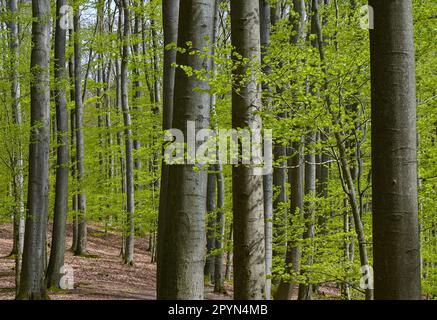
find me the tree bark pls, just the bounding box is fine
[6,0,25,294]
[46,0,69,289]
[156,0,179,296]
[369,0,421,300]
[275,139,304,300]
[17,0,51,300]
[205,171,216,284]
[157,0,215,299]
[120,0,135,266]
[230,0,266,300]
[73,7,87,256]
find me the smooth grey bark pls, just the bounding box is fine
[205,171,216,284]
[209,0,226,294]
[225,223,233,281]
[46,0,69,289]
[16,0,51,300]
[156,0,179,297]
[73,9,87,256]
[157,0,215,300]
[275,139,304,300]
[369,0,421,300]
[259,0,272,300]
[120,0,135,266]
[231,0,266,300]
[214,162,226,293]
[298,132,316,300]
[68,41,78,252]
[6,0,25,294]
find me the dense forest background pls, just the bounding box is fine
[0,0,435,300]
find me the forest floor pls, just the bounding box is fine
[0,223,340,300]
[0,223,232,300]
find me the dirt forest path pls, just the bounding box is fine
[0,223,232,300]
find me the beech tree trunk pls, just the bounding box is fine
[205,172,217,284]
[156,0,179,295]
[120,0,135,266]
[230,0,266,300]
[157,0,215,299]
[73,8,87,256]
[17,0,51,300]
[7,0,25,294]
[369,0,421,300]
[46,0,69,289]
[275,140,304,300]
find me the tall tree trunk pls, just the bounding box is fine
[46,0,69,289]
[298,131,316,300]
[214,162,226,293]
[259,0,273,300]
[73,7,87,256]
[157,0,215,299]
[16,0,51,300]
[156,0,179,297]
[68,39,78,252]
[205,171,216,284]
[7,0,25,294]
[230,0,266,300]
[369,0,421,300]
[120,0,135,266]
[275,139,304,300]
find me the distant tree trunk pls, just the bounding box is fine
[157,0,215,300]
[369,0,421,300]
[225,223,233,281]
[230,0,266,300]
[73,8,87,256]
[259,0,272,300]
[46,0,69,289]
[16,0,51,300]
[205,171,216,284]
[120,0,135,266]
[7,0,25,294]
[298,131,316,300]
[156,0,179,296]
[68,40,78,252]
[214,163,226,293]
[275,139,304,300]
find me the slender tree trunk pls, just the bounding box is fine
[120,0,135,266]
[68,42,78,252]
[225,223,233,281]
[7,0,25,294]
[157,0,215,299]
[275,139,304,300]
[298,131,316,300]
[156,0,179,297]
[230,0,266,300]
[259,0,273,299]
[214,162,226,293]
[369,0,421,300]
[46,0,69,289]
[205,171,216,284]
[16,0,51,300]
[73,8,87,256]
